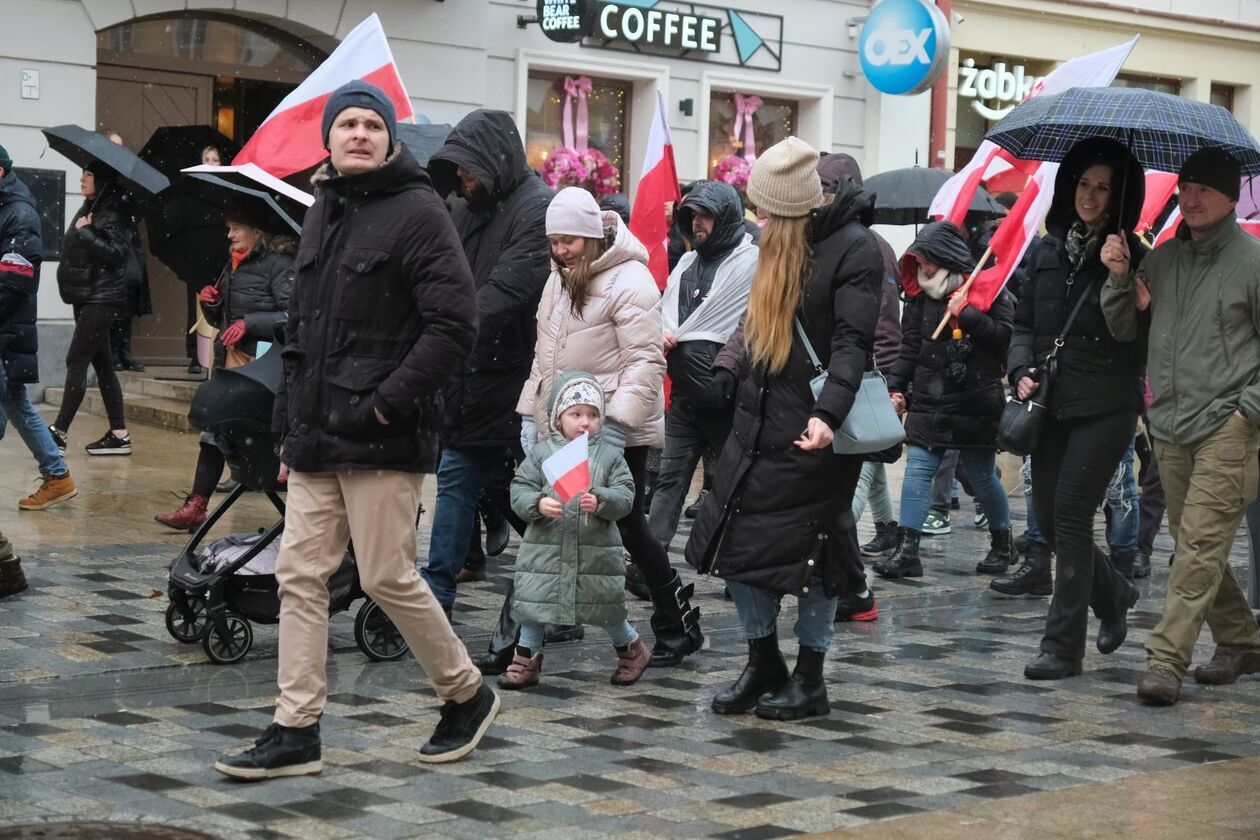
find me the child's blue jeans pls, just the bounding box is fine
[519,620,637,651]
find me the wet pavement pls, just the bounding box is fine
[3,419,1260,839]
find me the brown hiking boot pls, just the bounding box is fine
[0,557,28,599]
[497,650,542,690]
[611,638,651,686]
[1193,647,1260,685]
[1137,663,1182,705]
[19,472,77,511]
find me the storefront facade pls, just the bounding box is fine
[7,0,897,371]
[942,0,1260,177]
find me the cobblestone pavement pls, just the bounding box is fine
[2,422,1260,839]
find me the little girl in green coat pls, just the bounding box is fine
[504,371,650,689]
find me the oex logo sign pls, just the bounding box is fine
[859,0,951,96]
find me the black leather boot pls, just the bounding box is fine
[711,633,789,715]
[755,646,829,721]
[1133,552,1152,579]
[647,570,704,667]
[990,540,1053,596]
[474,582,520,675]
[624,560,651,601]
[1097,578,1140,655]
[1110,548,1137,580]
[1024,651,1082,680]
[872,528,922,578]
[976,528,1013,574]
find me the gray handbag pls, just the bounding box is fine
[796,318,906,455]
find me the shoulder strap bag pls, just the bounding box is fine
[796,317,906,455]
[997,276,1098,456]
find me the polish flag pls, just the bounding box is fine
[964,163,1057,313]
[629,91,682,290]
[541,432,591,504]
[1136,171,1179,235]
[233,14,412,178]
[1151,209,1260,248]
[929,36,1139,226]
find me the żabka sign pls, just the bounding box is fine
[859,0,951,96]
[958,59,1047,120]
[596,3,721,52]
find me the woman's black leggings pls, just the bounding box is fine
[56,304,126,432]
[620,446,675,588]
[192,442,226,498]
[1032,410,1137,659]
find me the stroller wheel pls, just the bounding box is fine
[355,600,409,662]
[202,612,253,665]
[165,597,207,643]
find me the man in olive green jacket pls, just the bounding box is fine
[1101,147,1260,706]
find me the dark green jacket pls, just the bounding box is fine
[1102,217,1260,445]
[509,371,636,626]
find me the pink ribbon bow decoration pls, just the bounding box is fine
[732,93,763,162]
[562,75,594,152]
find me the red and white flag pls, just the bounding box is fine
[929,36,1139,311]
[629,91,682,290]
[233,14,412,178]
[541,432,591,504]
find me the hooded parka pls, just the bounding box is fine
[1009,137,1148,419]
[887,221,1014,450]
[518,213,667,448]
[0,170,43,385]
[684,179,883,597]
[273,144,477,474]
[509,371,637,626]
[428,110,554,449]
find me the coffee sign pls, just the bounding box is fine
[596,3,721,52]
[958,59,1047,120]
[538,0,591,43]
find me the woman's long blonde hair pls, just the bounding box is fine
[745,214,813,374]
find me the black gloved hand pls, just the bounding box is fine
[698,368,737,411]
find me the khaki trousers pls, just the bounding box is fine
[1147,414,1260,676]
[275,469,481,728]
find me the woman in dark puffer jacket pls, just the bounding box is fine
[154,204,295,530]
[874,221,1014,580]
[1003,137,1144,680]
[52,162,137,456]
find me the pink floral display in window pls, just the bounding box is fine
[538,75,622,198]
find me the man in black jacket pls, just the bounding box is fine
[0,148,76,512]
[215,82,497,780]
[422,111,553,613]
[648,181,755,551]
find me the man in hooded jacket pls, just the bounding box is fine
[0,147,76,512]
[648,181,755,551]
[423,110,553,615]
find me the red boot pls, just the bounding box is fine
[155,494,209,532]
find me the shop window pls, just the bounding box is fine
[97,17,319,77]
[707,92,798,184]
[1211,84,1235,113]
[1113,74,1180,96]
[526,72,630,198]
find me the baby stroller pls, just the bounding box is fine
[165,347,408,665]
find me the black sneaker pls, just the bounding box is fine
[213,721,321,780]
[418,683,500,764]
[85,430,131,456]
[48,425,67,455]
[834,590,878,622]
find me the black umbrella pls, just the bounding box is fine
[139,126,239,181]
[865,166,1006,226]
[985,86,1260,175]
[397,123,452,167]
[41,124,169,197]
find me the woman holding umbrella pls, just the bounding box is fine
[50,162,137,456]
[1004,137,1144,679]
[154,199,295,530]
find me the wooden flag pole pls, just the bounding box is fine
[930,244,994,340]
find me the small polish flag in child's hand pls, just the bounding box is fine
[542,432,590,504]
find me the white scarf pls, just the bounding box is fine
[919,265,962,300]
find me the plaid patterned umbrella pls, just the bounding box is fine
[985,86,1260,176]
